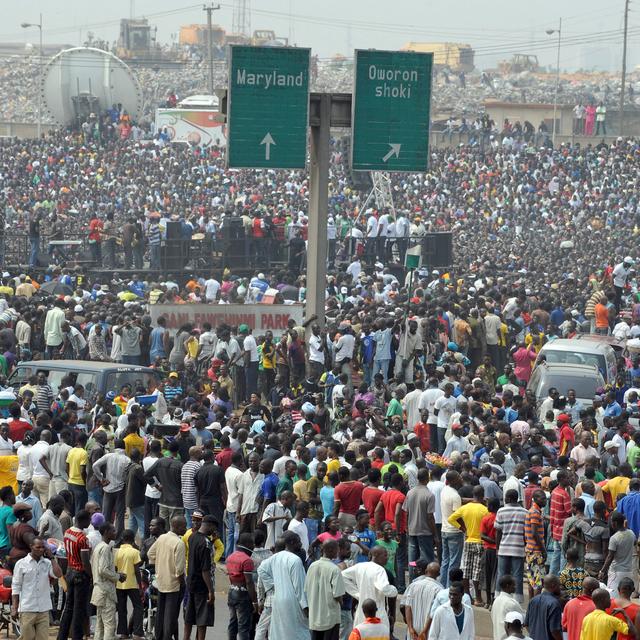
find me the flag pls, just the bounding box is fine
[404,244,422,269]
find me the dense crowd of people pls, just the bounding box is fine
[4,55,640,639]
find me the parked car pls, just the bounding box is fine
[534,337,617,384]
[8,361,161,401]
[527,361,605,408]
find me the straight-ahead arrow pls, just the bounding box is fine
[260,133,276,160]
[382,143,401,162]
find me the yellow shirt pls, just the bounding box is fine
[580,609,628,640]
[124,433,146,457]
[447,502,489,543]
[115,543,142,590]
[327,458,341,475]
[602,476,630,499]
[66,447,88,486]
[293,479,309,502]
[183,529,224,571]
[186,336,199,359]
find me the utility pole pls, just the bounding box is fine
[21,14,43,139]
[203,3,220,96]
[620,0,630,136]
[546,19,562,145]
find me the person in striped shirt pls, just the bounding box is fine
[524,489,547,600]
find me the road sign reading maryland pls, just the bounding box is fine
[352,49,433,172]
[227,45,310,169]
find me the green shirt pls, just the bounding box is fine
[496,374,509,387]
[307,476,324,520]
[386,398,403,419]
[0,505,16,549]
[374,538,398,576]
[628,444,640,470]
[276,476,293,499]
[594,470,606,482]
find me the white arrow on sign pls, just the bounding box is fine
[382,143,401,162]
[260,133,276,160]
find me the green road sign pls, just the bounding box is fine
[227,45,310,169]
[352,49,433,172]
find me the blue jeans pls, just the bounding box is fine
[373,358,391,382]
[408,534,435,580]
[441,530,464,587]
[150,244,161,269]
[548,539,564,576]
[437,428,447,455]
[362,362,373,386]
[185,507,195,529]
[128,505,145,538]
[305,518,319,545]
[496,555,524,600]
[224,511,236,560]
[228,588,253,640]
[87,487,103,507]
[29,236,39,267]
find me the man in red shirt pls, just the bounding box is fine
[375,472,407,592]
[413,408,431,454]
[333,467,364,528]
[6,403,32,442]
[561,576,599,640]
[549,469,572,576]
[226,532,258,639]
[524,471,541,509]
[88,213,103,264]
[59,509,92,640]
[480,496,499,606]
[361,469,383,520]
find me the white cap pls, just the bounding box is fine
[505,611,524,624]
[625,256,634,264]
[74,305,83,313]
[604,440,617,450]
[258,273,265,279]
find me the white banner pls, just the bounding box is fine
[149,303,304,337]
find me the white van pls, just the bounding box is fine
[534,337,617,384]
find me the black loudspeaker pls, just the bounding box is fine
[165,221,182,240]
[223,236,250,268]
[422,232,453,268]
[162,240,184,270]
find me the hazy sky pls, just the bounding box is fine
[4,0,634,72]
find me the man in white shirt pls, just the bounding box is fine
[307,324,326,379]
[224,452,243,559]
[613,257,633,310]
[434,383,457,454]
[439,470,464,588]
[334,328,356,388]
[203,276,220,302]
[11,537,63,637]
[286,502,309,552]
[419,378,444,450]
[346,258,361,284]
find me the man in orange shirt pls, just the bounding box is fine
[594,297,611,335]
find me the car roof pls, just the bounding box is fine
[14,360,155,373]
[572,335,626,349]
[539,338,614,354]
[532,362,604,377]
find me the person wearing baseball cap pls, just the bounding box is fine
[504,610,528,639]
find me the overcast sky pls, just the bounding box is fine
[4,0,634,72]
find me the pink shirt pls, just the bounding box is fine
[512,346,536,382]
